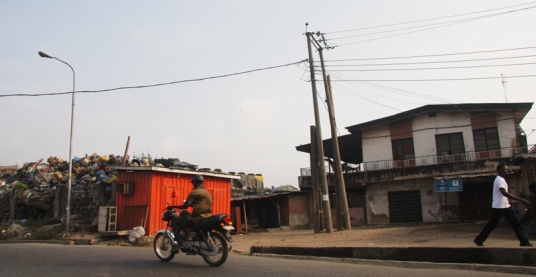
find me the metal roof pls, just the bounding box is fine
[111,166,242,179]
[346,102,533,133]
[231,191,300,201]
[295,133,363,164]
[433,172,496,180]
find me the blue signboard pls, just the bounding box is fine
[434,179,462,192]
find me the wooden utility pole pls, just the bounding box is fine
[316,32,352,230]
[306,31,333,233]
[326,75,352,230]
[310,125,321,233]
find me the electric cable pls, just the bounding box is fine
[0,60,306,98]
[322,46,536,62]
[325,1,536,34]
[335,5,536,47]
[324,62,536,72]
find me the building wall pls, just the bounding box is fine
[361,125,392,163]
[497,113,517,154]
[366,179,460,224]
[288,193,310,229]
[413,112,474,164]
[361,112,482,166]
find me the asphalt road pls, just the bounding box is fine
[0,243,528,277]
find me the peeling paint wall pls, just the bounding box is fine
[288,193,310,229]
[366,179,460,224]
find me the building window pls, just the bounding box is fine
[473,128,500,152]
[436,133,465,162]
[392,138,415,160]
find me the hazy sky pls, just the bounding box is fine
[1,1,535,187]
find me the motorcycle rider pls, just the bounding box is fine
[167,174,213,251]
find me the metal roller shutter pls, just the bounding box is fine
[388,190,423,223]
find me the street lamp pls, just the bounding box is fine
[38,51,75,232]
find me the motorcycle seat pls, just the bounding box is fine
[191,213,225,231]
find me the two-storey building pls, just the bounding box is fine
[296,103,534,225]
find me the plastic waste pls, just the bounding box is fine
[128,226,145,243]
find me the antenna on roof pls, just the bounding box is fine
[501,73,508,103]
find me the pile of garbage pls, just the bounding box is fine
[0,153,128,223]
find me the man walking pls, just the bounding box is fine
[474,164,532,247]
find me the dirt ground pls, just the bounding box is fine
[3,221,534,253]
[229,222,536,254]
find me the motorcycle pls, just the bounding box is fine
[154,202,235,267]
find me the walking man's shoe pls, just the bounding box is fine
[473,238,484,246]
[520,243,533,247]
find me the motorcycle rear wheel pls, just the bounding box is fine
[202,232,228,267]
[154,233,176,262]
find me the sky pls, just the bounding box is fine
[1,1,536,188]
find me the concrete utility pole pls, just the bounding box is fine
[306,31,333,233]
[309,30,352,230]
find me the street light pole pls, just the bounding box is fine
[38,51,75,232]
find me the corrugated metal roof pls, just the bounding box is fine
[111,166,242,179]
[433,172,496,180]
[231,191,295,201]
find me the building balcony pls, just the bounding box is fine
[298,145,534,189]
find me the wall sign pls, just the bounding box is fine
[434,179,462,192]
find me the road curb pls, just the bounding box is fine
[0,239,93,245]
[251,246,536,266]
[252,253,536,275]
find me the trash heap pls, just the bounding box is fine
[0,153,128,223]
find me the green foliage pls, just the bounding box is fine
[14,183,28,190]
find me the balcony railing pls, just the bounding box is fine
[300,145,533,176]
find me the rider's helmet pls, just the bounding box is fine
[191,174,204,184]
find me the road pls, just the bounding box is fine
[0,243,527,277]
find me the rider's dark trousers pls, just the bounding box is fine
[171,215,193,243]
[474,206,530,245]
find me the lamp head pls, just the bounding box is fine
[38,51,54,58]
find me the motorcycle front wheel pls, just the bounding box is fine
[154,233,176,262]
[202,232,229,267]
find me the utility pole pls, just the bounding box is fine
[326,75,351,230]
[306,30,333,233]
[310,126,322,233]
[309,29,351,230]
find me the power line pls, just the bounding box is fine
[324,47,536,62]
[329,5,536,41]
[329,75,536,82]
[326,1,536,34]
[324,62,536,72]
[323,54,536,66]
[334,6,536,47]
[0,60,306,98]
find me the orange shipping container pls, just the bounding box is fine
[112,167,239,235]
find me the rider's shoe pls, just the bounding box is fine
[170,241,185,252]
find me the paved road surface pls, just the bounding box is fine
[0,243,528,277]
